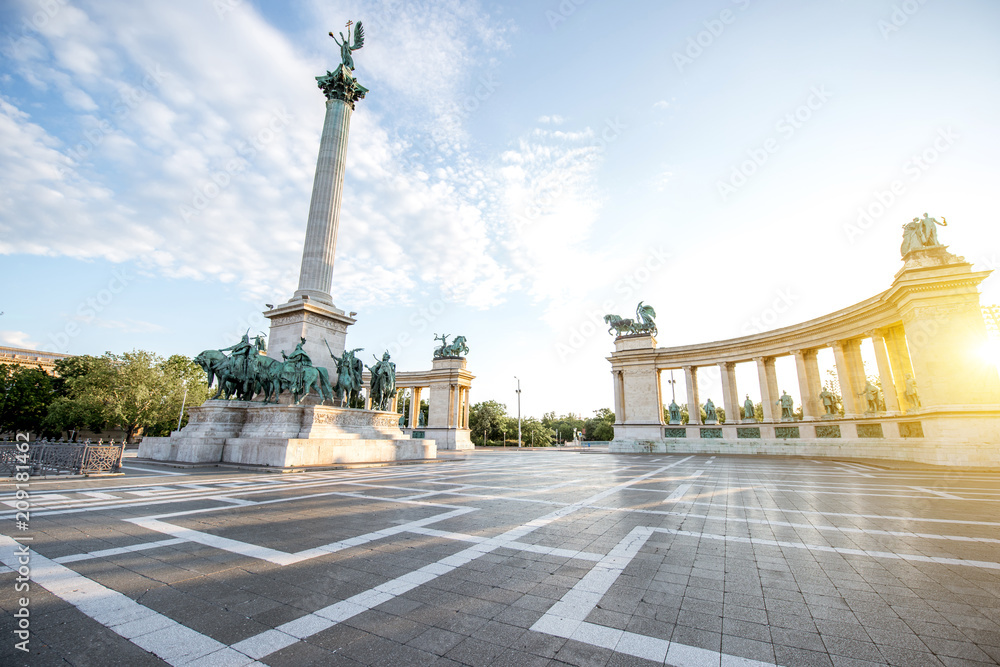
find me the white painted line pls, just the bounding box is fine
[662,484,693,504]
[909,486,964,500]
[80,491,120,500]
[0,535,238,666]
[55,538,187,564]
[662,528,1000,570]
[530,526,773,667]
[210,496,257,506]
[121,465,187,476]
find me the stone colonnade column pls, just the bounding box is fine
[613,371,625,423]
[718,362,739,425]
[684,366,701,425]
[755,357,779,422]
[832,340,863,416]
[791,349,822,419]
[883,325,914,410]
[410,387,423,428]
[869,330,900,412]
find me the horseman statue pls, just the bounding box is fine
[328,342,365,407]
[434,334,470,358]
[366,351,397,411]
[197,332,267,400]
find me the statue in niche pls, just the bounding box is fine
[329,20,365,70]
[819,387,838,415]
[743,394,756,421]
[704,399,717,423]
[860,381,880,413]
[777,391,794,421]
[904,374,921,409]
[668,400,681,424]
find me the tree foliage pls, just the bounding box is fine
[469,400,508,445]
[582,408,615,441]
[541,412,584,443]
[42,350,209,442]
[0,364,54,436]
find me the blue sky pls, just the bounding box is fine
[1,0,998,418]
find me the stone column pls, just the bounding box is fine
[791,349,822,419]
[883,326,913,410]
[410,387,422,428]
[869,331,900,412]
[612,371,625,423]
[718,362,739,424]
[294,68,368,303]
[684,366,701,425]
[832,340,862,417]
[265,66,366,376]
[755,357,778,422]
[655,370,665,425]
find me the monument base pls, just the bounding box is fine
[417,427,473,450]
[139,400,435,467]
[263,297,356,380]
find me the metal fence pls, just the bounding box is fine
[0,441,125,477]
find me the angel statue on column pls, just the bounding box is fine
[330,20,365,70]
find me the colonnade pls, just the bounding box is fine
[660,327,913,426]
[609,247,999,452]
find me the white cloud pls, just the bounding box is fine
[0,0,519,310]
[653,100,671,110]
[0,330,40,349]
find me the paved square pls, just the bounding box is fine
[2,452,999,666]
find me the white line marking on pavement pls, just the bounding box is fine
[531,526,774,666]
[0,535,261,666]
[909,486,964,500]
[662,484,692,504]
[663,528,1000,570]
[121,465,188,475]
[55,538,187,564]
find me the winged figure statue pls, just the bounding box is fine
[329,20,365,70]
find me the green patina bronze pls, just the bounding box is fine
[366,351,397,412]
[325,341,364,407]
[195,335,332,405]
[329,20,365,70]
[317,20,368,108]
[604,302,657,338]
[434,334,469,358]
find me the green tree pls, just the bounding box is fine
[541,411,584,443]
[520,417,552,447]
[582,408,615,441]
[0,364,55,436]
[144,355,210,436]
[469,400,507,445]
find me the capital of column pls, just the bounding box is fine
[316,64,368,109]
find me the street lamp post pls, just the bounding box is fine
[514,376,522,448]
[176,381,189,432]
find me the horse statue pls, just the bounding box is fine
[194,349,241,400]
[433,334,470,358]
[604,302,657,337]
[603,314,634,337]
[328,344,364,407]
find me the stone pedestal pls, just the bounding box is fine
[139,400,435,468]
[424,357,474,450]
[264,298,355,381]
